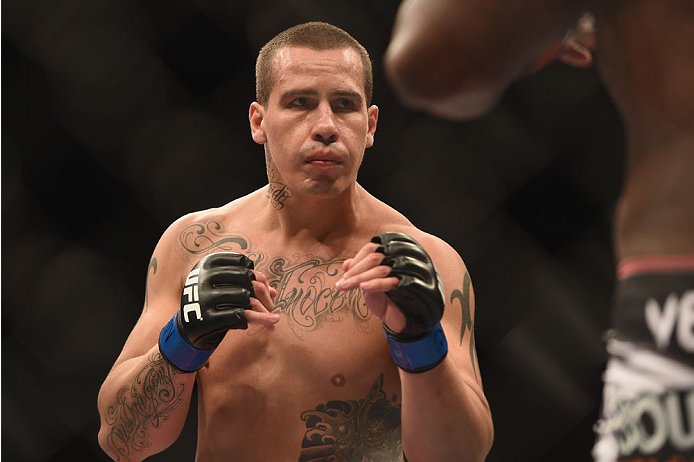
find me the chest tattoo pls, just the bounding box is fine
[266,255,371,338]
[178,220,371,338]
[179,220,250,257]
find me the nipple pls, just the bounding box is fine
[331,373,346,387]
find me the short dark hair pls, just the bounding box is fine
[255,22,373,106]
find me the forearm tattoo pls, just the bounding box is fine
[104,352,186,461]
[178,220,371,339]
[450,272,478,382]
[300,374,402,461]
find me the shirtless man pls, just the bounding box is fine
[96,21,493,462]
[384,1,694,461]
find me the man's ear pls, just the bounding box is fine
[249,102,267,144]
[557,41,593,68]
[366,105,379,148]
[558,13,596,68]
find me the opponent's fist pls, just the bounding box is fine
[159,252,257,372]
[372,232,445,339]
[372,232,448,373]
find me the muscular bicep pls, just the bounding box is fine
[441,263,481,380]
[445,269,478,376]
[110,232,189,371]
[385,0,585,119]
[422,236,486,397]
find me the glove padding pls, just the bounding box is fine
[372,232,445,339]
[159,252,255,372]
[178,252,256,349]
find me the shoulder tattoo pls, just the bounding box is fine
[179,219,250,256]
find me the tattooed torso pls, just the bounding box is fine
[101,183,480,462]
[180,217,405,462]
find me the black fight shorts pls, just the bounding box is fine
[593,255,694,462]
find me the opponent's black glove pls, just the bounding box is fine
[159,252,256,372]
[372,232,448,373]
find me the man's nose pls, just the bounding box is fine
[311,103,338,145]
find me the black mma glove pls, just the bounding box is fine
[159,252,256,372]
[372,232,448,373]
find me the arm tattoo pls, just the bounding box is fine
[144,257,157,312]
[450,272,478,382]
[104,352,186,461]
[300,373,402,461]
[267,168,293,209]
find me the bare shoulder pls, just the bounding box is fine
[111,194,261,365]
[409,229,466,274]
[364,194,465,271]
[156,189,265,267]
[374,224,467,281]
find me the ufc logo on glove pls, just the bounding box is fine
[183,268,202,322]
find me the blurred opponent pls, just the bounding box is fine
[384,1,694,461]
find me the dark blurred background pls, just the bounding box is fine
[2,1,625,461]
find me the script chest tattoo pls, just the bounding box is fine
[267,255,371,338]
[300,374,402,462]
[179,220,372,338]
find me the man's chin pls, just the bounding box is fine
[302,179,345,198]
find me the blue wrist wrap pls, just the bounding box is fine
[384,323,448,373]
[159,314,213,373]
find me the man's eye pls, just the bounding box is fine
[336,99,353,109]
[290,97,308,107]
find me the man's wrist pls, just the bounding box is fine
[158,313,213,373]
[383,323,448,373]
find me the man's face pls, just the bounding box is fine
[250,46,378,199]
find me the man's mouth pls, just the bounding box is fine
[305,152,344,167]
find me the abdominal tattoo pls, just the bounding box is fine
[179,220,371,338]
[104,352,185,461]
[299,374,402,462]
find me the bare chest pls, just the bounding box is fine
[182,223,403,460]
[195,298,402,461]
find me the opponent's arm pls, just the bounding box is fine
[97,220,278,462]
[337,232,493,462]
[383,0,589,120]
